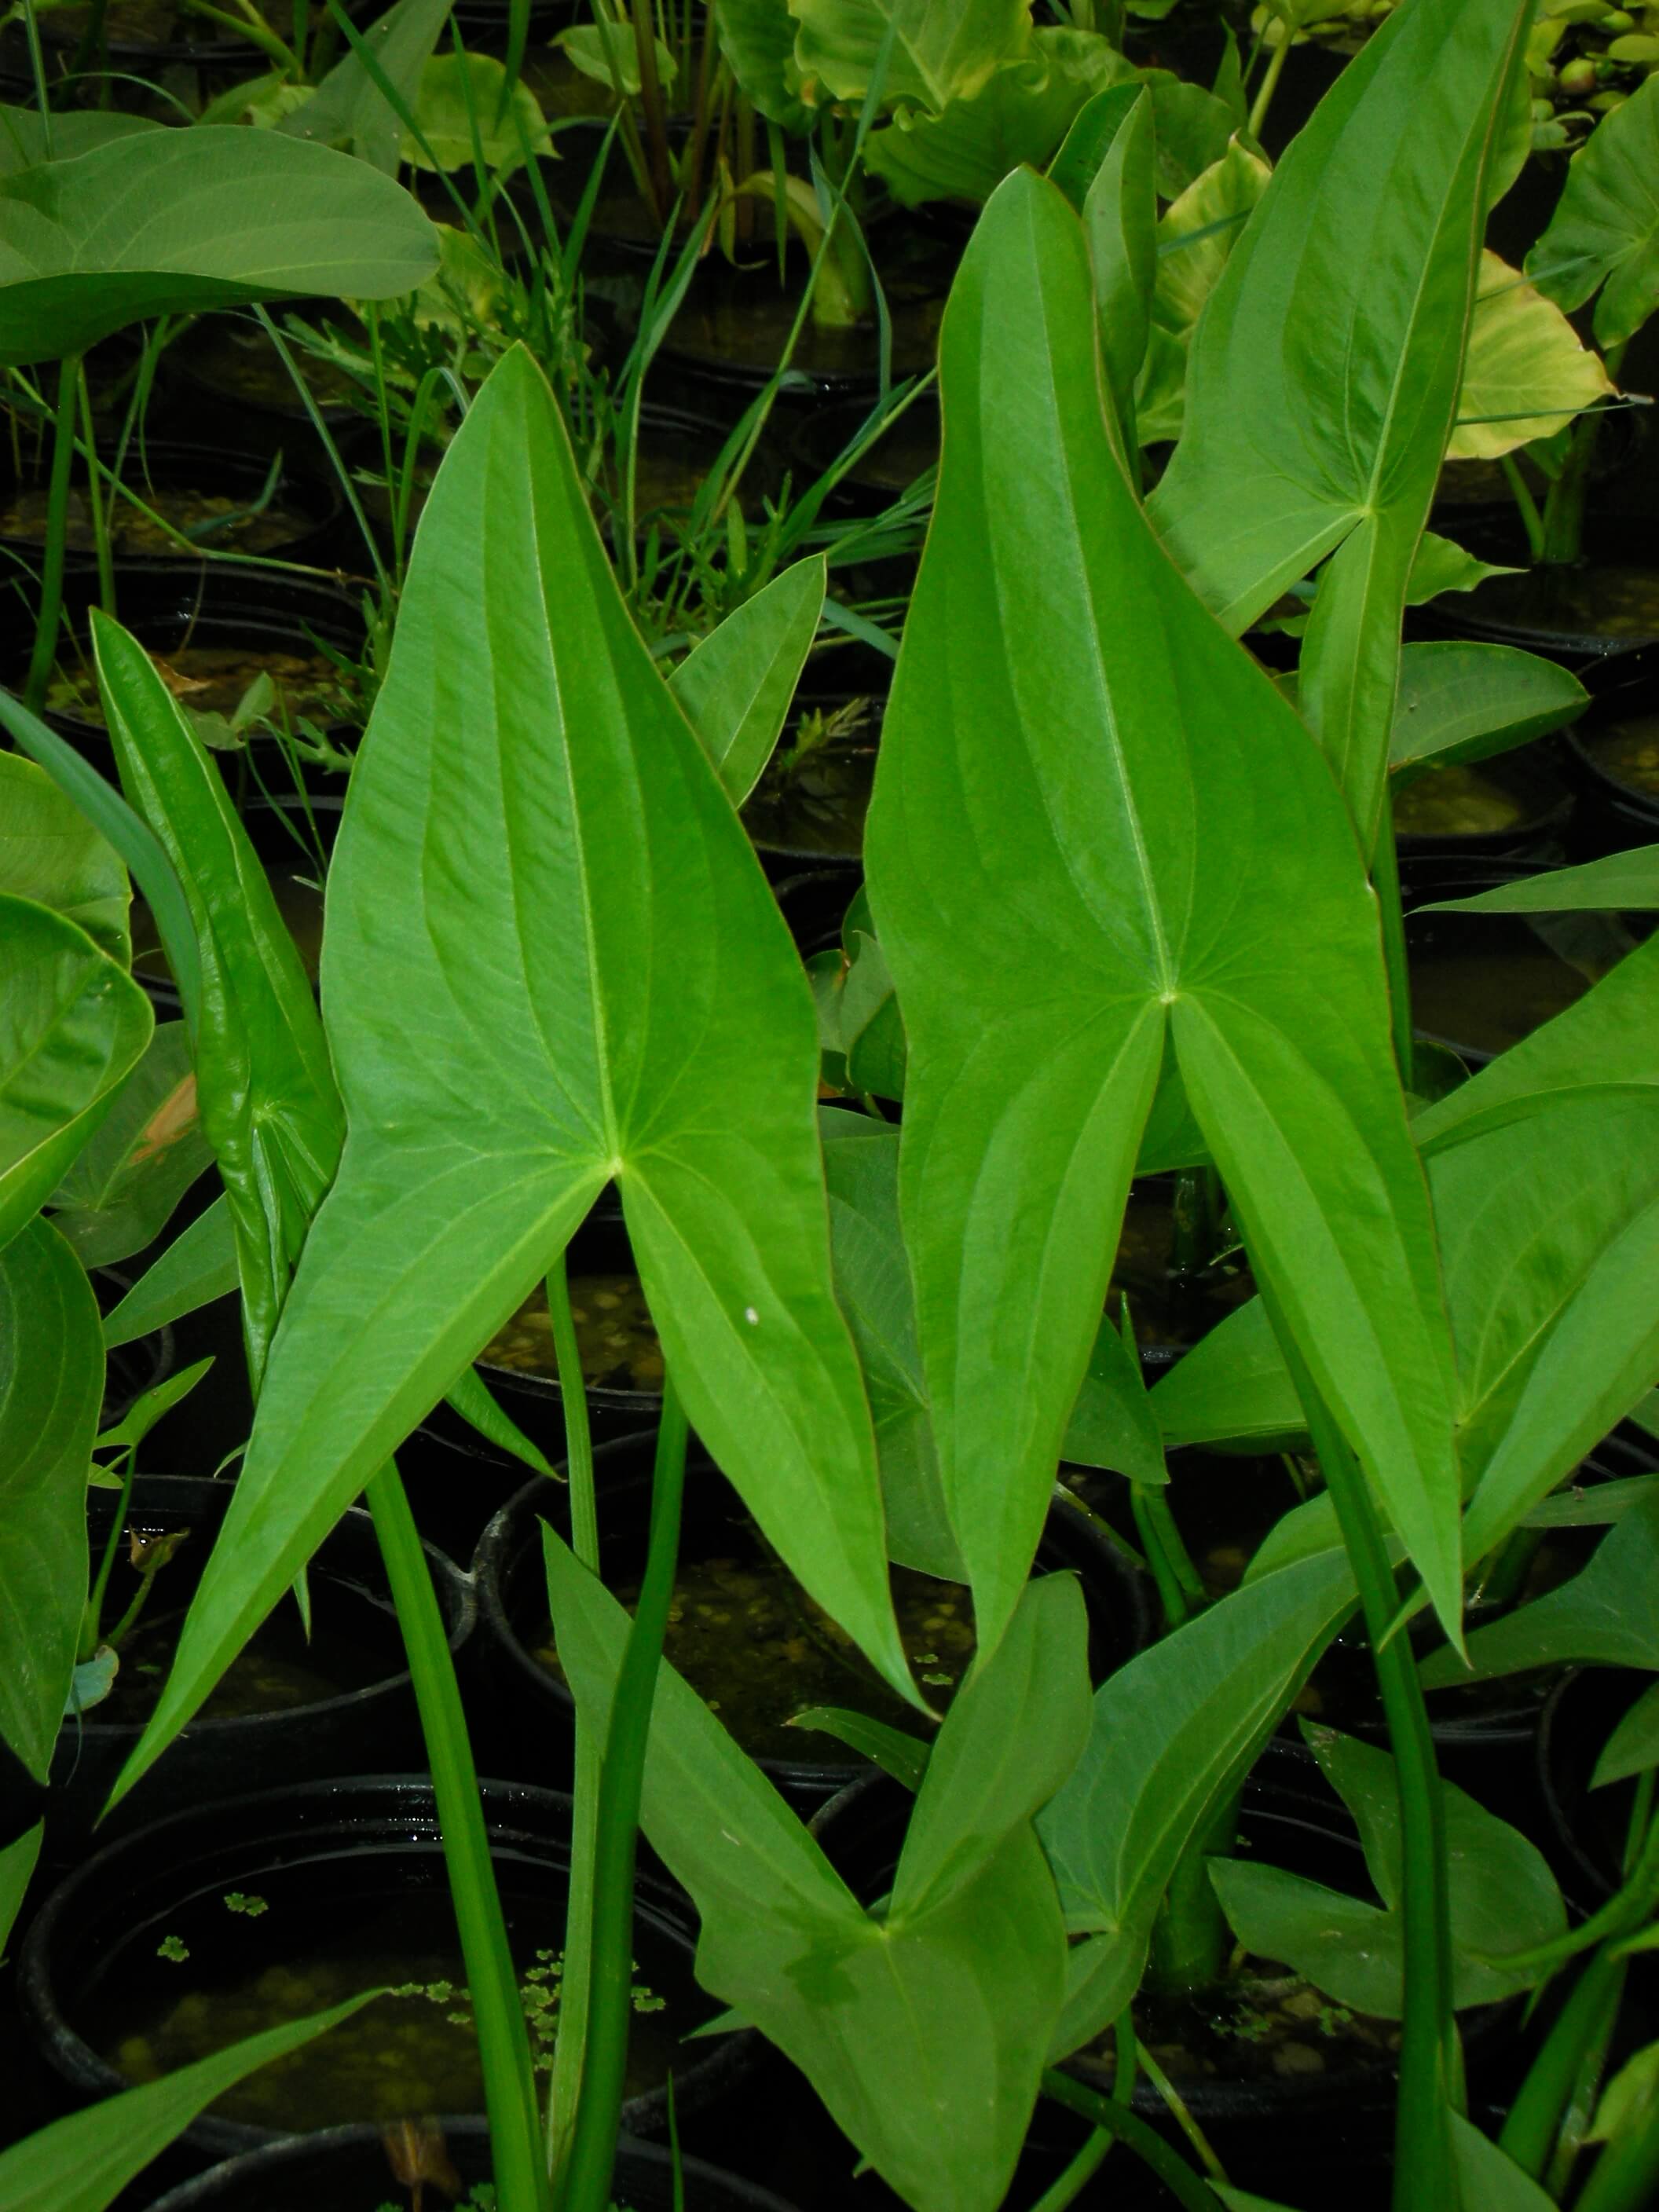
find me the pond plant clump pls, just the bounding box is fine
[2,3,1659,2212]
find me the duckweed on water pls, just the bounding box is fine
[109,1934,674,2128]
[46,646,351,732]
[1391,764,1532,839]
[1074,1964,1401,2093]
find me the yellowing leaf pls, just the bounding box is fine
[1451,249,1614,459]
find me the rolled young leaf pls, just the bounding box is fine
[864,167,1463,1660]
[92,612,345,1389]
[0,128,438,368]
[1148,0,1533,851]
[0,1218,104,1782]
[112,344,909,1808]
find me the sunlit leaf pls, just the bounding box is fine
[113,345,908,1808]
[865,168,1463,1660]
[1451,251,1614,460]
[1150,0,1533,850]
[0,128,438,367]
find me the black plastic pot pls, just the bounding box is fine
[1537,1667,1653,1914]
[165,316,366,472]
[654,266,943,416]
[16,563,367,791]
[1401,855,1643,1068]
[474,1437,1155,1806]
[0,439,344,580]
[142,2118,803,2212]
[811,1758,1516,2204]
[1558,661,1659,859]
[1391,741,1575,866]
[19,1775,756,2162]
[1411,515,1659,668]
[0,1477,474,1860]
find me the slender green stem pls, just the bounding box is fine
[1273,1325,1457,2207]
[630,0,672,221]
[1369,813,1415,1093]
[80,1452,135,1662]
[1247,35,1289,140]
[557,1374,690,2212]
[23,353,81,717]
[546,1251,600,2192]
[1540,350,1624,569]
[1146,1783,1241,2000]
[75,364,114,618]
[1546,1956,1628,2199]
[1039,2071,1221,2212]
[1131,1485,1188,1632]
[20,0,54,145]
[365,1462,552,2212]
[1028,2126,1112,2210]
[1500,454,1546,564]
[1137,2041,1229,2185]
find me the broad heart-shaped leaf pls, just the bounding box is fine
[0,108,161,175]
[48,1023,212,1268]
[789,0,1031,113]
[0,1994,376,2212]
[1526,75,1659,350]
[667,556,826,806]
[0,894,153,1259]
[543,1529,1082,2212]
[0,1218,103,1782]
[1419,848,1659,914]
[112,345,908,1808]
[863,30,1115,208]
[1149,0,1532,852]
[1422,1490,1659,1687]
[712,0,813,131]
[1390,643,1588,781]
[0,752,129,965]
[0,127,438,368]
[1037,1545,1360,2056]
[278,0,456,174]
[399,54,551,176]
[1451,251,1613,460]
[820,1107,963,1579]
[1209,1727,1566,2016]
[862,167,1463,1664]
[93,611,344,1390]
